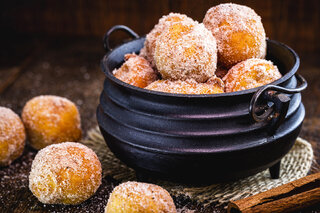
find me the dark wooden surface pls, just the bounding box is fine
[0,35,319,212]
[1,0,320,55]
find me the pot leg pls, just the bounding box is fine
[269,161,281,179]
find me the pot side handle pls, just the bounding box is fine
[103,25,139,52]
[249,74,307,134]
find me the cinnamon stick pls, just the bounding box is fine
[227,172,320,213]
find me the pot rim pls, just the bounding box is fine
[101,38,300,98]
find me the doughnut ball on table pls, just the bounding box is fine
[223,58,282,92]
[29,142,102,205]
[145,77,224,94]
[154,21,217,82]
[113,54,158,88]
[203,3,266,68]
[22,95,82,150]
[139,13,194,68]
[0,107,26,166]
[105,181,177,213]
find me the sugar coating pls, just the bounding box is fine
[203,3,266,68]
[22,95,82,150]
[140,13,194,68]
[223,58,282,92]
[29,142,102,205]
[113,54,158,88]
[146,77,224,94]
[105,181,177,213]
[0,107,26,166]
[155,20,217,82]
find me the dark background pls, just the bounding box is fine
[0,1,319,212]
[1,0,320,54]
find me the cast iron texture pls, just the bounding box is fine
[97,26,307,183]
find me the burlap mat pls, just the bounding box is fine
[81,127,313,207]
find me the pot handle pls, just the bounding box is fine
[103,25,139,52]
[249,74,307,133]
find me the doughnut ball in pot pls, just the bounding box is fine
[105,181,177,213]
[113,53,158,88]
[154,21,217,82]
[0,107,26,166]
[22,95,82,150]
[146,77,224,94]
[223,58,282,92]
[29,142,102,205]
[203,3,266,68]
[140,13,194,68]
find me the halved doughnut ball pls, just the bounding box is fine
[0,107,26,166]
[223,58,282,92]
[154,21,217,82]
[29,142,102,205]
[105,181,176,213]
[22,95,82,150]
[113,53,158,88]
[203,3,266,68]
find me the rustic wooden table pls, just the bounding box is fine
[0,36,319,212]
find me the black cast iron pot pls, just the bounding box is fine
[97,25,307,184]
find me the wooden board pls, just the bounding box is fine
[1,0,320,54]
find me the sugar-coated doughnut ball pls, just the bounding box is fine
[0,107,26,166]
[223,58,282,92]
[203,3,266,68]
[154,20,217,82]
[29,142,102,205]
[146,77,224,94]
[105,181,177,213]
[140,13,194,68]
[113,53,158,88]
[22,95,82,150]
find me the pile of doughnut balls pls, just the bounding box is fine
[0,95,102,205]
[113,3,282,94]
[0,95,177,212]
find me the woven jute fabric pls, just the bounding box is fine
[82,127,313,206]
